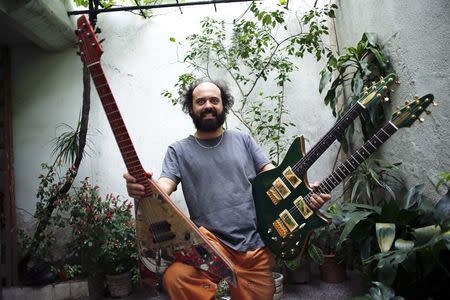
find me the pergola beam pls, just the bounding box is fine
[67,0,258,16]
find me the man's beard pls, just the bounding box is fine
[190,107,226,132]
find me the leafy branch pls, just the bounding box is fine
[162,2,337,163]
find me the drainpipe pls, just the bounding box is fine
[0,0,76,51]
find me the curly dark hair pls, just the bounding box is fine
[180,80,234,115]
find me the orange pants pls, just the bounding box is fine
[162,227,275,300]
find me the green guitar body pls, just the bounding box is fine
[253,136,330,260]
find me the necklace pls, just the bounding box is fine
[194,132,225,149]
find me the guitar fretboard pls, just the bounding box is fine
[88,63,152,194]
[292,102,366,176]
[316,121,398,195]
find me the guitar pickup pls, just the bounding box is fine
[273,219,288,238]
[266,187,282,205]
[294,196,313,219]
[273,178,291,199]
[283,167,302,188]
[280,209,299,232]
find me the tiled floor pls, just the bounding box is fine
[103,266,367,300]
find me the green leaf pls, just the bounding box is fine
[169,37,176,42]
[375,223,396,252]
[364,32,378,47]
[394,239,414,250]
[412,225,441,246]
[337,211,373,249]
[319,69,332,93]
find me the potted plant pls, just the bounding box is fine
[279,230,324,284]
[98,196,138,298]
[63,178,137,298]
[315,219,347,283]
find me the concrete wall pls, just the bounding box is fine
[334,0,450,201]
[12,0,338,226]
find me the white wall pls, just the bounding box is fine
[12,0,338,225]
[334,0,450,200]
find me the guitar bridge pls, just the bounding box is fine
[273,219,288,238]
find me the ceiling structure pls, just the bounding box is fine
[1,0,262,51]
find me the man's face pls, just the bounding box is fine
[190,82,226,132]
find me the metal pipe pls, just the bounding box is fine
[67,0,257,16]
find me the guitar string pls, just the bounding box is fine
[275,82,391,211]
[284,81,391,189]
[285,125,395,220]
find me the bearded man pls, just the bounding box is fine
[124,81,331,299]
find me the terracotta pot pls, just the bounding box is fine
[319,254,346,283]
[285,260,311,284]
[105,270,133,298]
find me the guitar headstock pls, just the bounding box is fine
[391,94,436,128]
[75,15,103,65]
[359,73,399,106]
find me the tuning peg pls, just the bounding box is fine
[372,81,376,86]
[395,80,400,85]
[377,93,382,98]
[99,38,106,44]
[419,117,425,122]
[411,114,416,119]
[432,101,438,106]
[363,86,368,91]
[388,77,394,83]
[82,22,87,28]
[91,43,97,48]
[405,100,410,105]
[414,95,419,100]
[78,40,83,45]
[383,85,388,90]
[95,27,102,34]
[384,97,389,102]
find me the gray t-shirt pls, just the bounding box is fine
[160,129,269,251]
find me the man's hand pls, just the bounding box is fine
[123,171,152,199]
[309,182,331,209]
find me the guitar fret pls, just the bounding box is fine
[100,92,112,98]
[337,168,347,179]
[379,128,388,137]
[355,151,365,161]
[342,163,351,173]
[352,154,362,163]
[97,83,108,88]
[374,135,383,143]
[321,180,332,191]
[333,171,343,181]
[329,175,339,185]
[292,103,365,177]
